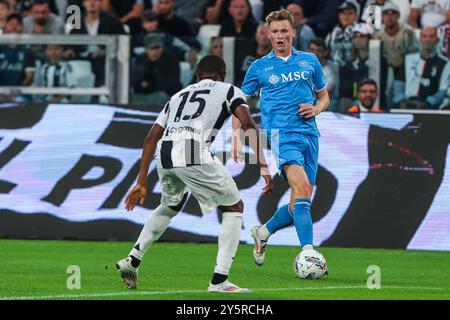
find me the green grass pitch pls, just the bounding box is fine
[1,239,449,300]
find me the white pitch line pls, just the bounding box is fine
[1,285,449,300]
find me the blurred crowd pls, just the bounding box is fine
[0,0,449,111]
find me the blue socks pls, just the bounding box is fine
[266,204,293,234]
[264,199,313,247]
[293,198,313,247]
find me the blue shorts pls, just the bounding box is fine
[269,132,319,185]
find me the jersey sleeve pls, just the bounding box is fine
[155,101,170,128]
[240,62,260,96]
[312,55,328,92]
[226,85,249,115]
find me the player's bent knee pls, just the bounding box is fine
[292,182,312,199]
[218,199,244,213]
[168,193,188,212]
[158,205,179,218]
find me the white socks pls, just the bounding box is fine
[130,208,244,276]
[214,212,243,275]
[129,205,178,260]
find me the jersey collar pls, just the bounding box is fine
[267,47,301,59]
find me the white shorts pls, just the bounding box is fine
[157,160,241,214]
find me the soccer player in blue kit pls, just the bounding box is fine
[237,9,330,266]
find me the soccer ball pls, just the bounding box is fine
[294,249,328,280]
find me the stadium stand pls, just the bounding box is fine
[0,0,447,109]
[67,59,95,103]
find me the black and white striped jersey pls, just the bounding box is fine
[154,79,248,168]
[35,61,76,88]
[404,52,450,99]
[34,61,76,102]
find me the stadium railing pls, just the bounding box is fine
[0,34,130,104]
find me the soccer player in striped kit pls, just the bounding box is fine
[116,55,273,292]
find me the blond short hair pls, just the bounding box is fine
[265,9,295,29]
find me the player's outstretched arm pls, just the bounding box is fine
[299,88,330,119]
[125,124,165,212]
[233,105,273,196]
[231,115,244,163]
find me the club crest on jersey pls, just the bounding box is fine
[431,66,437,77]
[299,61,308,67]
[269,74,280,85]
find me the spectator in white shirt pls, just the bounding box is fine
[408,0,450,28]
[394,27,450,109]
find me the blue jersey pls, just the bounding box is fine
[241,48,327,136]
